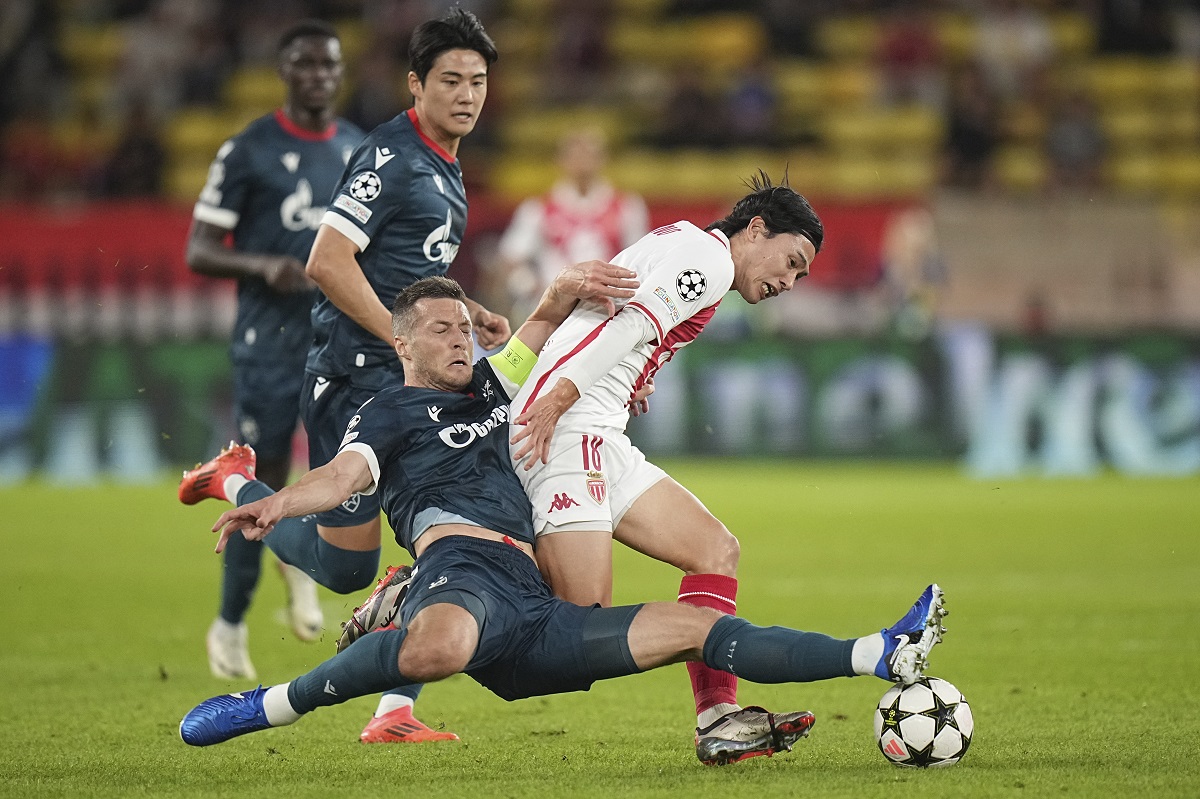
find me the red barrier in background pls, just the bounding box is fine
[0,198,899,293]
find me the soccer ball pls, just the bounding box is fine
[874,676,973,767]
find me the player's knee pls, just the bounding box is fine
[688,524,739,576]
[397,635,472,683]
[319,565,378,594]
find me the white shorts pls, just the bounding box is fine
[515,421,666,537]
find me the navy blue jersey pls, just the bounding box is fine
[308,108,468,391]
[337,360,533,557]
[194,110,363,364]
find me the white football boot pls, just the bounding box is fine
[206,618,256,680]
[278,561,324,642]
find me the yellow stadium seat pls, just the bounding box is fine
[1160,152,1200,196]
[814,16,880,61]
[614,0,670,17]
[820,63,878,109]
[1148,61,1200,108]
[487,155,560,201]
[166,160,214,203]
[498,108,631,153]
[224,67,284,115]
[607,149,680,198]
[994,146,1047,193]
[934,13,977,63]
[1105,153,1163,194]
[684,15,766,70]
[60,24,124,74]
[822,107,944,156]
[333,20,368,66]
[1086,58,1158,108]
[1100,108,1161,151]
[164,109,240,162]
[1048,12,1096,61]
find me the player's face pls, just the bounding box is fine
[409,49,488,150]
[280,36,344,113]
[731,217,817,304]
[402,298,475,391]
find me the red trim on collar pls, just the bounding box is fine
[406,108,457,164]
[707,229,730,250]
[274,109,337,141]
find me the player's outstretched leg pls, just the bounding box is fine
[334,566,457,743]
[694,707,815,766]
[278,560,324,642]
[874,584,947,685]
[179,442,256,505]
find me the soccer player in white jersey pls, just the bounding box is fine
[509,173,824,764]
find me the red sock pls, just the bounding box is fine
[678,573,738,715]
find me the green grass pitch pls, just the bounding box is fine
[2,461,1198,798]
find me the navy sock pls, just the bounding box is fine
[218,531,262,624]
[237,481,380,594]
[702,616,856,684]
[287,629,411,714]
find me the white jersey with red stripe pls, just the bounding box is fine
[514,220,734,431]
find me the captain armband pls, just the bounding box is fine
[489,336,538,388]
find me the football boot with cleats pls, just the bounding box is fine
[695,706,816,766]
[876,583,947,685]
[336,565,412,653]
[206,618,256,680]
[179,441,256,505]
[278,561,324,642]
[359,706,459,744]
[180,686,272,746]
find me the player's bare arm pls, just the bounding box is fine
[512,260,639,353]
[185,219,313,293]
[306,223,395,345]
[212,449,373,553]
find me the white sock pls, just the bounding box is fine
[851,633,885,676]
[697,702,740,730]
[374,693,415,718]
[262,683,302,726]
[223,473,250,504]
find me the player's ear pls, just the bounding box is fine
[394,335,409,361]
[407,71,423,100]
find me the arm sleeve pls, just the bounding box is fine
[322,137,406,252]
[193,138,250,229]
[334,397,389,495]
[554,308,657,398]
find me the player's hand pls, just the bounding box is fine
[473,306,511,350]
[212,499,283,553]
[262,255,315,293]
[628,377,655,417]
[555,260,639,317]
[511,378,580,469]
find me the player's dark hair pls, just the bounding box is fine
[705,170,824,252]
[278,19,339,54]
[392,276,469,337]
[408,7,498,84]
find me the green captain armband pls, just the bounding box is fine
[488,336,538,387]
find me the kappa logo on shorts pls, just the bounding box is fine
[547,493,580,513]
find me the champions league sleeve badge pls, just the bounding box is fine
[676,270,706,302]
[349,171,382,202]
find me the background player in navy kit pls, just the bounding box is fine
[180,20,363,682]
[178,277,948,764]
[179,8,509,743]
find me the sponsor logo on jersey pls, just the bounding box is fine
[281,178,324,231]
[334,193,371,223]
[547,493,580,513]
[653,286,680,322]
[281,151,300,173]
[428,576,448,589]
[482,379,493,400]
[587,477,607,505]
[349,171,382,202]
[676,270,707,302]
[374,146,395,169]
[339,430,359,448]
[347,414,361,430]
[437,406,509,449]
[423,209,460,264]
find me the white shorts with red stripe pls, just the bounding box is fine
[515,421,666,537]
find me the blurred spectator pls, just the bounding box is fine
[724,58,778,147]
[1091,0,1175,55]
[1043,89,1106,193]
[113,0,203,116]
[880,206,947,341]
[341,45,408,132]
[544,0,613,103]
[99,98,165,197]
[759,0,838,56]
[875,1,945,110]
[488,129,648,320]
[943,62,1003,190]
[653,64,724,148]
[180,19,236,106]
[972,0,1055,103]
[0,106,63,200]
[0,0,69,128]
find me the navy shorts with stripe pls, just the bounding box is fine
[233,360,304,461]
[300,372,381,526]
[401,536,643,702]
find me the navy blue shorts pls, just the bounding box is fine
[233,360,304,461]
[401,536,643,702]
[300,372,381,526]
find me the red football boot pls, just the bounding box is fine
[360,706,459,744]
[179,441,256,505]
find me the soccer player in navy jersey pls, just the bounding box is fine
[178,275,948,764]
[180,8,508,743]
[180,20,363,682]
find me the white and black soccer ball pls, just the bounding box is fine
[675,269,706,302]
[349,171,382,202]
[874,676,973,768]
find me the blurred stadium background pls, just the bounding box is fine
[2,0,1200,482]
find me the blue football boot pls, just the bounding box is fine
[180,686,273,746]
[876,584,947,685]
